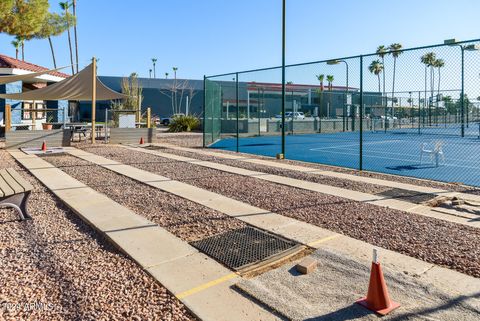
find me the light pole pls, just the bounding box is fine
[444,39,479,137]
[327,59,349,132]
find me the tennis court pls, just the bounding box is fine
[210,124,480,187]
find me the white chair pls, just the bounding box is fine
[420,141,445,167]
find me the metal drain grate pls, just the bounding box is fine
[191,227,299,271]
[376,188,436,204]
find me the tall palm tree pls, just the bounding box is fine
[72,0,78,73]
[11,38,21,59]
[34,12,70,68]
[433,58,445,125]
[151,58,157,78]
[376,45,388,105]
[326,75,334,118]
[165,72,169,79]
[421,52,436,125]
[368,60,384,93]
[316,74,324,117]
[60,1,74,74]
[389,43,403,118]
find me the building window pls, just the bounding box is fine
[22,102,45,120]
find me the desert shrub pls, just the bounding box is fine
[168,114,200,132]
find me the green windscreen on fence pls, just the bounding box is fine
[204,78,222,145]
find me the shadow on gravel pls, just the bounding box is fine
[304,292,480,321]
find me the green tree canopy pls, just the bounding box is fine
[0,0,49,38]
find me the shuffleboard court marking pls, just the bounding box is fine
[175,272,238,299]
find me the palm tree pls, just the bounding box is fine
[389,43,403,119]
[11,38,21,59]
[151,58,157,78]
[421,52,436,125]
[149,69,152,78]
[368,60,384,93]
[326,75,334,118]
[376,45,388,106]
[34,12,70,68]
[165,72,169,79]
[72,0,79,73]
[60,1,74,74]
[316,74,324,117]
[433,58,445,125]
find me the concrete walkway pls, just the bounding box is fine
[9,150,280,321]
[158,143,480,201]
[66,147,480,300]
[128,144,479,228]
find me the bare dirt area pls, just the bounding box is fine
[0,149,195,320]
[40,153,246,242]
[80,145,480,278]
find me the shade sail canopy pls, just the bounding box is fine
[0,66,68,85]
[0,63,128,101]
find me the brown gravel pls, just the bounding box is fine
[0,150,195,320]
[183,142,480,194]
[41,153,245,242]
[153,147,392,195]
[81,145,480,278]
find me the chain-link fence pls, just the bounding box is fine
[204,39,480,186]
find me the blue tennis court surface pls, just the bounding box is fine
[210,126,480,187]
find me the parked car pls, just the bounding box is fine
[161,113,185,126]
[274,112,305,120]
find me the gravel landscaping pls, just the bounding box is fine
[0,150,195,320]
[41,153,246,242]
[81,145,480,278]
[152,146,392,195]
[182,143,480,194]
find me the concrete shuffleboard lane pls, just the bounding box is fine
[8,149,280,321]
[65,147,480,298]
[127,144,479,229]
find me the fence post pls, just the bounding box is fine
[147,107,151,128]
[203,75,206,148]
[236,72,239,153]
[5,104,11,132]
[359,56,363,171]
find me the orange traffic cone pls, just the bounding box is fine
[356,249,400,315]
[139,137,144,145]
[41,140,47,152]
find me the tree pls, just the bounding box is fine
[433,58,445,123]
[151,58,157,78]
[11,37,21,59]
[165,72,169,79]
[389,43,403,117]
[59,1,75,74]
[173,67,178,113]
[326,75,334,117]
[72,0,78,73]
[33,12,71,68]
[376,45,388,106]
[1,0,49,36]
[421,52,436,124]
[316,74,324,117]
[368,60,384,93]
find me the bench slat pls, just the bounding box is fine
[0,169,24,194]
[0,170,15,197]
[6,168,33,192]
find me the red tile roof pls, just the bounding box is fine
[0,54,70,78]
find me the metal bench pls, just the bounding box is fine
[0,168,33,220]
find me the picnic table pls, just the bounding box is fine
[66,123,104,142]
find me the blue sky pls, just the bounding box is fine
[1,0,479,80]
